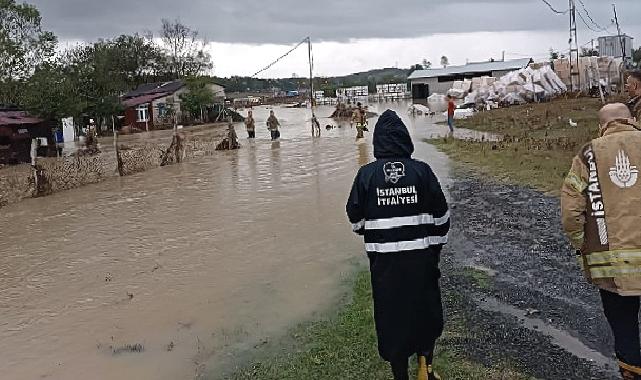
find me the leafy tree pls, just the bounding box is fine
[422,59,432,69]
[180,77,215,120]
[440,56,449,68]
[160,19,213,78]
[21,61,85,120]
[0,0,57,105]
[580,47,599,57]
[409,64,424,72]
[549,49,561,61]
[109,34,170,88]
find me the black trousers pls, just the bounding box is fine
[600,289,641,366]
[247,130,255,138]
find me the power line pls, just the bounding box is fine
[576,9,601,32]
[577,0,612,32]
[540,0,569,14]
[251,37,310,78]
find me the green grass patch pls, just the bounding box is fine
[429,137,575,195]
[228,271,530,380]
[431,97,618,194]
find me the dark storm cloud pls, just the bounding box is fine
[28,0,641,43]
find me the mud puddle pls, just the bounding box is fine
[477,294,616,373]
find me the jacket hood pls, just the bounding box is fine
[373,110,414,159]
[602,119,641,137]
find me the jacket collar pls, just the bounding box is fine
[602,119,641,137]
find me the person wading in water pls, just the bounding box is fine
[353,102,367,139]
[347,110,449,380]
[267,110,281,140]
[245,110,256,139]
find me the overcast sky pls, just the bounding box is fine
[31,0,641,77]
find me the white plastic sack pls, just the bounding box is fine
[502,92,526,105]
[427,94,448,113]
[463,91,478,105]
[408,104,431,115]
[447,88,467,99]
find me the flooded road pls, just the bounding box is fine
[0,102,451,380]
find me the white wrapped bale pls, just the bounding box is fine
[427,93,448,113]
[447,88,467,99]
[502,92,526,105]
[481,76,497,87]
[463,91,478,105]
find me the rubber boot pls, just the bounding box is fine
[619,361,641,380]
[418,353,441,380]
[417,355,429,380]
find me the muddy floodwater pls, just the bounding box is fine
[0,102,453,380]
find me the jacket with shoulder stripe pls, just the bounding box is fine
[561,119,641,295]
[346,110,449,255]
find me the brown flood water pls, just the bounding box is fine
[0,102,452,380]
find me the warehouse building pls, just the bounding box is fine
[408,58,532,101]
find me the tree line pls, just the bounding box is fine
[0,0,213,126]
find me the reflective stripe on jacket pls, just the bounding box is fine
[347,110,449,254]
[561,120,641,295]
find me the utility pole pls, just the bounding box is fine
[569,0,581,92]
[307,37,318,137]
[612,3,625,61]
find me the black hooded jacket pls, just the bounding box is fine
[346,110,449,254]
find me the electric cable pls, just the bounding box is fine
[540,0,569,15]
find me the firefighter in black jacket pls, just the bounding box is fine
[346,110,450,380]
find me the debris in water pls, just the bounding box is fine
[111,343,144,355]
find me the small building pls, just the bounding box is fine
[0,108,55,164]
[232,96,263,108]
[408,58,532,100]
[376,83,409,101]
[598,35,634,59]
[121,80,225,131]
[336,86,369,103]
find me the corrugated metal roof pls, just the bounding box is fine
[408,58,532,80]
[123,80,185,99]
[121,93,169,108]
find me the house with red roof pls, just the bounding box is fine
[121,80,225,131]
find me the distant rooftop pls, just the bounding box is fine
[123,80,185,99]
[408,58,532,80]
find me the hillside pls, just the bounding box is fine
[214,67,411,94]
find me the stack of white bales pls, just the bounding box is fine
[553,57,624,90]
[463,65,567,106]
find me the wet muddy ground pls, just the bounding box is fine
[0,101,457,380]
[441,170,619,379]
[1,98,605,379]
